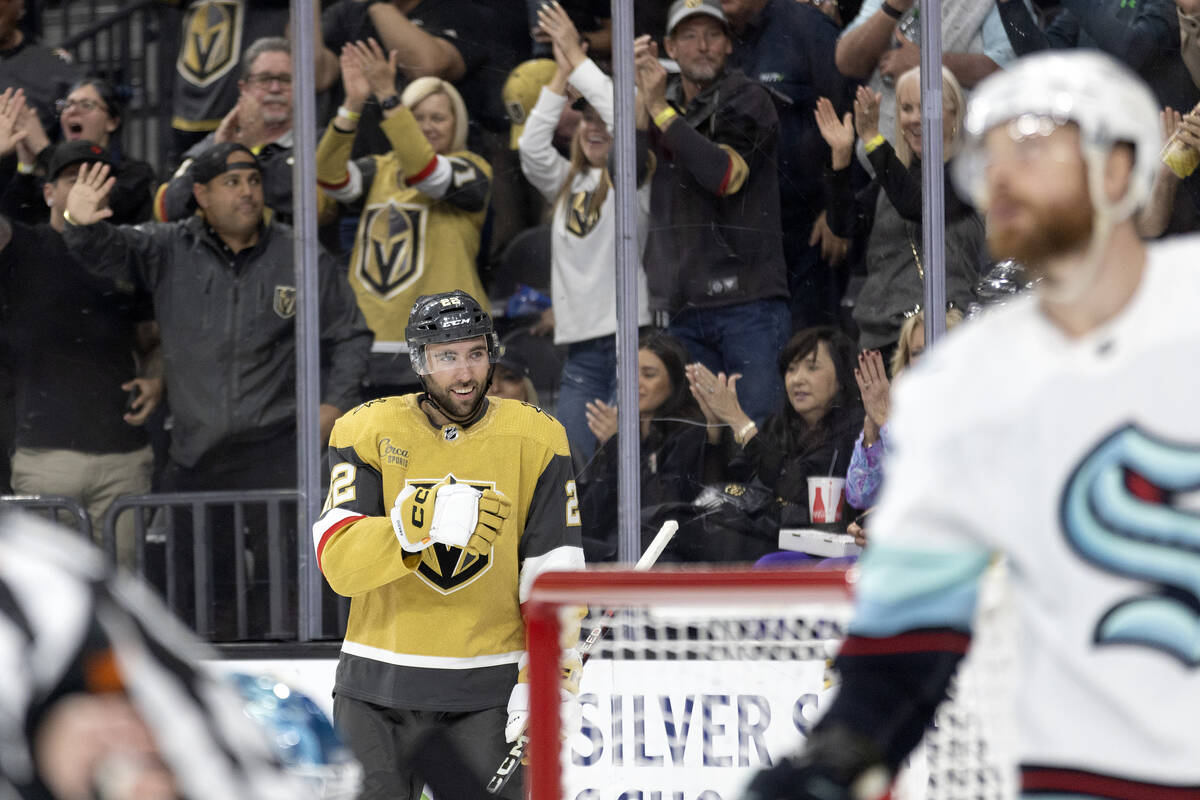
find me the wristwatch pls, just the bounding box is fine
[379,94,402,111]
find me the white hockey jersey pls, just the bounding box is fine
[854,236,1200,791]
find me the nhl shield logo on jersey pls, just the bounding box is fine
[272,285,297,319]
[355,201,426,300]
[176,1,243,89]
[1061,424,1200,666]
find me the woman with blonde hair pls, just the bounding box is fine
[317,38,490,355]
[816,65,983,357]
[846,306,964,512]
[518,2,653,461]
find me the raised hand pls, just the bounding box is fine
[350,38,399,102]
[634,35,667,115]
[814,96,854,170]
[878,29,919,83]
[13,96,48,164]
[212,101,241,144]
[853,85,882,143]
[537,1,586,72]
[0,88,29,158]
[64,161,116,225]
[854,349,891,441]
[339,43,371,111]
[584,399,618,446]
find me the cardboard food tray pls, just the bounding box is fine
[778,528,862,558]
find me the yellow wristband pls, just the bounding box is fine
[15,161,33,175]
[63,208,81,225]
[864,134,886,154]
[653,106,678,129]
[336,106,362,122]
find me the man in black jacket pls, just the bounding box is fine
[635,0,791,429]
[61,142,372,638]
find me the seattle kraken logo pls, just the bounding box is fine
[1062,425,1200,666]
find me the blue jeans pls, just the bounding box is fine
[556,335,617,462]
[668,299,791,427]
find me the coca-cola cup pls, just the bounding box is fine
[807,477,846,524]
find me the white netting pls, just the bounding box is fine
[534,564,1017,800]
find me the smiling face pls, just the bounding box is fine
[424,337,492,418]
[240,50,293,127]
[665,15,731,88]
[897,73,960,159]
[578,105,612,168]
[413,92,456,155]
[638,348,674,418]
[784,340,840,427]
[59,84,118,147]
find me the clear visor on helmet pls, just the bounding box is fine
[952,114,1078,210]
[411,336,500,376]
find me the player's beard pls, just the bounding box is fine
[427,377,486,421]
[986,193,1094,271]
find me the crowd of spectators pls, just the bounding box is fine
[2,0,1200,599]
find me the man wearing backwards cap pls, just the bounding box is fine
[0,90,160,571]
[59,139,371,638]
[633,0,790,431]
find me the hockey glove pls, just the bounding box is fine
[740,724,890,800]
[504,649,584,743]
[466,489,511,556]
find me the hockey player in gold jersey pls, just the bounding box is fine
[313,290,585,799]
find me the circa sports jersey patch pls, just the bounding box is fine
[1061,424,1200,666]
[405,475,499,595]
[176,1,244,89]
[354,200,428,300]
[272,285,296,319]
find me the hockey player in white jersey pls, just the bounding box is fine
[744,51,1200,800]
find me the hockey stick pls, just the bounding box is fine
[485,519,680,795]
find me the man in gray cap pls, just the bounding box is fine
[634,0,790,431]
[59,140,371,639]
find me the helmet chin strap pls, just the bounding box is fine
[418,364,496,427]
[1036,144,1130,307]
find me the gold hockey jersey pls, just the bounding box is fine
[313,394,584,711]
[316,110,491,343]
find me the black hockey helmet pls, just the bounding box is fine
[405,290,500,376]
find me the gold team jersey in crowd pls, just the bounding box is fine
[316,109,491,343]
[312,394,583,711]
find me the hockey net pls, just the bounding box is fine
[525,565,1017,800]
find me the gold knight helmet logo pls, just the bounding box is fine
[355,201,426,300]
[177,1,244,88]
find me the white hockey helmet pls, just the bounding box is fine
[952,51,1161,220]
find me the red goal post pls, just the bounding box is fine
[524,567,854,800]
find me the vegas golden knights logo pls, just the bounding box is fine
[177,1,244,88]
[566,188,601,238]
[273,285,297,319]
[407,476,495,595]
[355,201,426,300]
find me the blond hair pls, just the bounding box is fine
[553,117,612,222]
[893,66,967,167]
[400,77,469,153]
[890,307,964,376]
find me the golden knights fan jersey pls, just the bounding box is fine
[313,395,584,711]
[316,110,491,343]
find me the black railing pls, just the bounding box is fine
[104,490,349,643]
[56,0,175,172]
[0,494,92,538]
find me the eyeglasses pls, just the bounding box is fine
[56,98,108,115]
[245,73,293,88]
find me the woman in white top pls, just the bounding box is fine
[519,1,653,461]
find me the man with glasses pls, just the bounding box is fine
[158,36,335,229]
